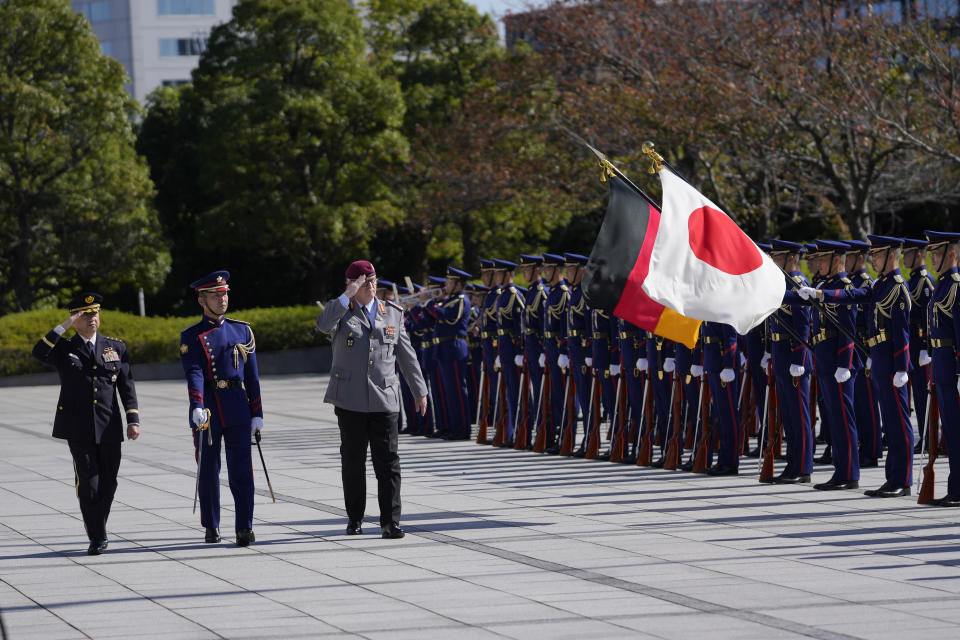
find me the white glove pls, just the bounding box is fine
[789,364,805,377]
[191,407,207,427]
[514,354,524,367]
[585,357,593,367]
[690,364,704,377]
[494,355,501,370]
[609,364,621,376]
[797,286,818,301]
[663,357,675,373]
[557,354,569,370]
[866,357,872,370]
[251,416,263,435]
[760,352,771,371]
[636,357,649,371]
[957,376,960,394]
[739,352,747,368]
[720,368,735,383]
[538,353,546,368]
[834,367,851,383]
[893,371,908,388]
[919,349,931,366]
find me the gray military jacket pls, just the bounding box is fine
[316,296,427,413]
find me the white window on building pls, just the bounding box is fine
[158,0,215,15]
[159,37,207,57]
[161,79,190,88]
[77,1,111,22]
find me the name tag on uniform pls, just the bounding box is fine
[103,347,120,363]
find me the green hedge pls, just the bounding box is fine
[0,306,327,377]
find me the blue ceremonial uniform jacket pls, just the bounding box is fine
[908,266,934,347]
[33,330,139,444]
[850,268,873,369]
[701,322,738,373]
[645,332,675,372]
[784,271,856,372]
[567,282,589,353]
[928,267,960,383]
[481,288,501,345]
[770,271,813,374]
[497,283,525,350]
[821,269,911,374]
[543,279,569,355]
[432,292,470,360]
[180,316,262,429]
[590,308,620,368]
[523,279,547,357]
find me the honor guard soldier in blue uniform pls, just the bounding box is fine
[922,231,960,506]
[768,240,814,483]
[465,283,485,425]
[800,235,914,497]
[404,284,432,435]
[541,253,569,453]
[643,332,675,462]
[478,260,501,439]
[619,318,647,462]
[701,321,741,475]
[904,238,935,452]
[432,267,472,439]
[804,244,831,459]
[180,271,262,546]
[564,253,591,451]
[790,240,861,490]
[422,275,447,436]
[494,259,525,445]
[579,298,620,458]
[845,239,882,467]
[33,293,140,555]
[519,255,547,444]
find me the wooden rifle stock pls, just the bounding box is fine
[585,374,601,459]
[533,368,549,453]
[664,375,682,470]
[692,377,711,473]
[514,364,530,450]
[684,375,698,450]
[636,374,655,466]
[475,373,490,444]
[610,374,628,462]
[760,369,777,482]
[491,371,505,447]
[918,383,940,504]
[559,375,576,456]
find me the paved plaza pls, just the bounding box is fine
[2,374,960,639]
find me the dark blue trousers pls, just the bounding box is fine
[194,420,253,533]
[774,372,812,476]
[820,375,859,482]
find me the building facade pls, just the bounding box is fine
[72,0,238,103]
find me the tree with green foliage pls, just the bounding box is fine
[0,0,169,315]
[139,0,407,309]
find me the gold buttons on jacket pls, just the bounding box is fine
[93,387,98,392]
[93,399,98,404]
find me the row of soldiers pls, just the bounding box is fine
[380,231,960,506]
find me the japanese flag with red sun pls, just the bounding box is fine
[641,169,785,334]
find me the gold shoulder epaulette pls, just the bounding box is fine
[386,300,403,311]
[893,274,905,284]
[952,272,960,283]
[840,277,852,285]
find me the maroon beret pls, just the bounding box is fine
[345,260,375,280]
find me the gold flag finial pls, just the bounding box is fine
[597,157,616,183]
[641,141,664,174]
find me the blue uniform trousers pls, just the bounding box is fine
[819,374,859,482]
[544,342,565,444]
[935,381,960,495]
[439,353,470,438]
[194,420,254,533]
[707,373,739,468]
[569,341,590,445]
[855,370,883,461]
[498,341,521,441]
[874,368,914,487]
[481,339,499,431]
[910,350,930,444]
[651,372,672,449]
[774,372,813,476]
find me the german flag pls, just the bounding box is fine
[583,171,702,348]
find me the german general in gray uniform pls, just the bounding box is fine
[316,260,428,539]
[32,293,140,555]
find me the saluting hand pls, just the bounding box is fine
[344,276,366,299]
[60,311,83,331]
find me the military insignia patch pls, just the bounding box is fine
[180,344,189,354]
[384,326,396,338]
[102,347,120,363]
[84,295,94,304]
[378,301,385,314]
[346,336,355,348]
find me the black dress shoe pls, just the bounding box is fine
[813,479,859,490]
[545,446,560,455]
[426,431,442,438]
[621,454,638,465]
[679,459,695,472]
[706,464,738,476]
[932,494,960,507]
[346,521,363,535]
[87,539,108,555]
[204,527,221,543]
[381,523,405,539]
[650,458,665,468]
[236,528,256,546]
[864,483,911,498]
[571,447,586,458]
[772,473,811,484]
[860,457,879,468]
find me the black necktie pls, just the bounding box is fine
[86,340,95,359]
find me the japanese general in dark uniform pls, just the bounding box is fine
[180,271,262,547]
[316,260,428,539]
[32,293,140,555]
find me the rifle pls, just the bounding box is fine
[692,377,712,473]
[491,368,505,446]
[609,374,628,462]
[559,373,576,456]
[917,382,939,504]
[684,374,704,468]
[760,366,778,482]
[636,374,655,466]
[626,374,650,464]
[585,373,601,459]
[664,373,683,470]
[532,367,549,453]
[513,362,531,449]
[473,362,486,428]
